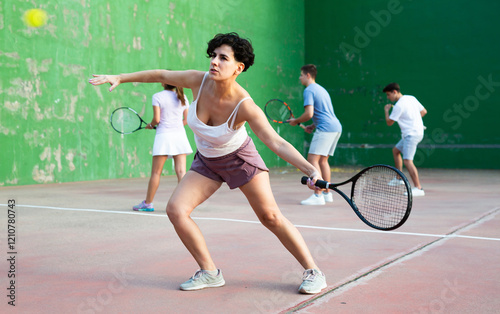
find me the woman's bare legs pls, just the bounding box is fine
[145,155,168,204]
[239,171,320,270]
[167,170,320,273]
[166,171,222,271]
[172,154,187,183]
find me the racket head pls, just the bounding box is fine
[350,165,412,230]
[110,107,144,134]
[264,99,294,124]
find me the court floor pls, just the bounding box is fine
[1,167,499,313]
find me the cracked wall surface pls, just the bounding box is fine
[1,0,306,186]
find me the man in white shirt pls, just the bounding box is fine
[383,83,427,196]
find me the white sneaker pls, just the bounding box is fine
[179,269,225,291]
[412,187,425,197]
[301,193,325,205]
[323,192,333,203]
[298,269,327,294]
[388,178,404,186]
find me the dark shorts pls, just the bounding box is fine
[190,136,269,189]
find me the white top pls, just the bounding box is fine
[152,90,189,134]
[187,73,250,157]
[389,95,425,137]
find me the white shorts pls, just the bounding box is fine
[153,130,193,157]
[309,131,341,156]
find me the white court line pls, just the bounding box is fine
[2,204,500,242]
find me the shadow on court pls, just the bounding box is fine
[1,168,499,313]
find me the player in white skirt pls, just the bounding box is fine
[133,83,193,211]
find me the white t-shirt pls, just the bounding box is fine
[389,95,425,137]
[152,90,189,134]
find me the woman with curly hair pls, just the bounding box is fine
[89,32,326,294]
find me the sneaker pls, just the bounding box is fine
[180,269,225,291]
[298,269,327,294]
[301,193,325,205]
[412,187,425,197]
[132,200,154,212]
[388,178,405,186]
[323,192,333,203]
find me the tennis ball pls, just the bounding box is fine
[23,9,48,28]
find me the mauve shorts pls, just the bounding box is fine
[190,136,269,189]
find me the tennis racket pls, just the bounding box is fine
[301,165,412,230]
[110,107,155,134]
[264,99,306,129]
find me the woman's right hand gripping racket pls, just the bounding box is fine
[302,165,413,230]
[110,107,155,134]
[264,99,306,129]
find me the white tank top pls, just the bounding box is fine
[187,73,250,157]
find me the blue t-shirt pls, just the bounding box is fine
[303,83,342,132]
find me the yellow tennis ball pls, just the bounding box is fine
[23,9,48,28]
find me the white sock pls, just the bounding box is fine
[205,269,219,276]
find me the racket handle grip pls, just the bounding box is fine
[300,176,329,189]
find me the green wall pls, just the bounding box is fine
[1,0,305,186]
[3,0,499,187]
[305,0,500,169]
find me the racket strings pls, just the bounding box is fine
[265,100,292,122]
[352,167,410,229]
[111,108,142,134]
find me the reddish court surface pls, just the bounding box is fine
[1,167,499,313]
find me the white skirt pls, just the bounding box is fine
[152,130,193,157]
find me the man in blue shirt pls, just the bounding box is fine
[289,64,342,205]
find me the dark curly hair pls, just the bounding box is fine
[207,32,255,72]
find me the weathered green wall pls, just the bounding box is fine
[305,0,500,169]
[1,0,305,186]
[4,0,498,187]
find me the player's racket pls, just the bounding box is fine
[110,107,155,134]
[264,99,306,129]
[301,165,412,230]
